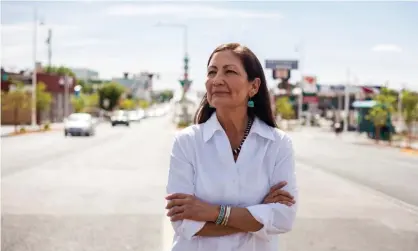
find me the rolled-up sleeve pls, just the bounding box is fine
[247,134,298,241]
[166,134,205,240]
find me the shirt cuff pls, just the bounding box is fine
[178,219,206,240]
[246,204,272,241]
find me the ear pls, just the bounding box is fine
[249,78,261,97]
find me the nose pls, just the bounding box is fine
[212,74,224,86]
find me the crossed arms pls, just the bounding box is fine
[166,135,298,240]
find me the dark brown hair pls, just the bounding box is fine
[194,43,277,128]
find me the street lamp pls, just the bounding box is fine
[155,22,190,92]
[31,7,45,127]
[155,22,192,124]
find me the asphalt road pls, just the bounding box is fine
[2,117,418,251]
[288,127,418,207]
[1,115,175,251]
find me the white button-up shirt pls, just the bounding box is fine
[167,113,298,251]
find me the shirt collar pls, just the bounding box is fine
[203,112,276,142]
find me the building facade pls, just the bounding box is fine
[1,67,76,125]
[112,72,153,101]
[71,68,99,81]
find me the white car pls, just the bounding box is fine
[111,110,130,126]
[64,113,96,137]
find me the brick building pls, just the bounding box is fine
[1,67,76,125]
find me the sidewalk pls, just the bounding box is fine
[1,123,64,137]
[299,126,418,151]
[338,131,418,150]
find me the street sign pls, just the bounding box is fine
[273,69,291,80]
[265,60,298,70]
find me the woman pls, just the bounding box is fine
[166,43,298,251]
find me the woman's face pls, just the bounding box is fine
[206,50,259,109]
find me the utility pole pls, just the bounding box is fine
[31,7,38,127]
[46,28,52,67]
[343,68,351,132]
[337,88,342,122]
[63,76,73,118]
[398,83,406,131]
[297,41,304,125]
[64,76,68,118]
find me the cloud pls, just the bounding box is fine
[1,22,111,66]
[103,4,282,19]
[1,22,79,47]
[1,22,78,34]
[371,44,403,53]
[60,38,115,48]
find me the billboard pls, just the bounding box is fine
[302,76,318,94]
[265,60,298,70]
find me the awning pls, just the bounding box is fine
[352,100,377,108]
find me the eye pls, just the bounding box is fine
[226,70,236,74]
[207,70,216,76]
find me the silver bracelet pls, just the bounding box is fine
[222,206,231,226]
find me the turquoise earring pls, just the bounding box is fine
[247,99,254,108]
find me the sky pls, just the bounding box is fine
[1,0,418,91]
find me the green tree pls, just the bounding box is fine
[36,82,52,123]
[71,93,99,113]
[77,79,94,94]
[1,81,30,131]
[160,90,174,102]
[138,99,150,109]
[367,89,397,143]
[71,95,86,113]
[86,93,99,108]
[97,82,126,111]
[275,97,295,120]
[376,88,397,111]
[120,99,136,110]
[401,90,418,147]
[44,65,76,78]
[366,106,389,143]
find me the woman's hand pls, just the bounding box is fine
[166,193,219,222]
[263,181,296,206]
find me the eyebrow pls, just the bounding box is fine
[208,64,238,70]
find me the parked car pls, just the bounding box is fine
[111,110,130,126]
[64,113,95,136]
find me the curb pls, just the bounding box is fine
[400,148,418,156]
[1,127,62,138]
